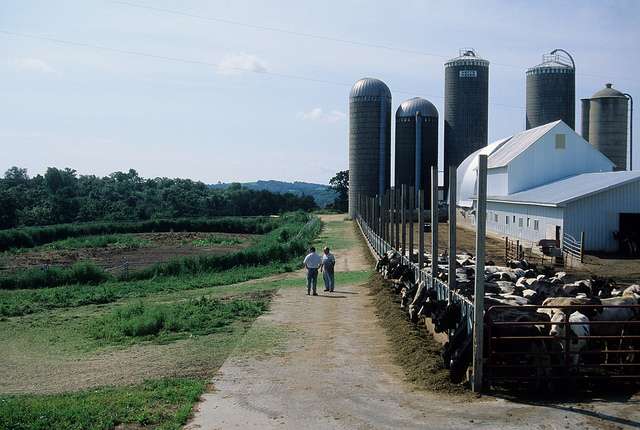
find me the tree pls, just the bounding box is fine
[328,170,349,213]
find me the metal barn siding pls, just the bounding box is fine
[564,179,640,252]
[484,201,564,244]
[444,49,489,194]
[395,97,438,201]
[526,50,575,130]
[348,78,392,217]
[581,83,629,171]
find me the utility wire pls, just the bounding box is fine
[0,29,527,110]
[109,0,635,84]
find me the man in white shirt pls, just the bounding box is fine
[303,247,322,296]
[320,247,336,292]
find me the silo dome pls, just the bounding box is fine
[396,97,438,118]
[349,77,392,99]
[348,77,392,217]
[591,83,626,99]
[394,97,439,201]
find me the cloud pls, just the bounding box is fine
[9,58,55,74]
[217,53,268,75]
[297,108,346,123]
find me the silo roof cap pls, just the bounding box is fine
[396,97,438,118]
[527,52,574,74]
[445,48,489,67]
[350,77,391,99]
[590,83,627,99]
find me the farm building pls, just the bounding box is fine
[457,120,640,252]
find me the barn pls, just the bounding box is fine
[457,120,640,252]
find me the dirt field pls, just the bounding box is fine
[186,215,640,429]
[0,232,258,273]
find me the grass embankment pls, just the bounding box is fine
[0,212,318,291]
[369,271,467,395]
[0,216,277,251]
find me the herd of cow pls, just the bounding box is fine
[376,249,640,387]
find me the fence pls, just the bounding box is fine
[505,237,561,268]
[562,232,585,264]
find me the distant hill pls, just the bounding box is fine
[210,180,337,207]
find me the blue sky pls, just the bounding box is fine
[1,0,638,184]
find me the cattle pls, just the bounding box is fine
[549,310,590,366]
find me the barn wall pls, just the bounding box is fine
[485,201,564,244]
[508,122,613,194]
[564,180,640,252]
[487,166,508,196]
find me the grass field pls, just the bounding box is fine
[0,214,371,429]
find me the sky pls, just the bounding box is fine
[1,0,639,185]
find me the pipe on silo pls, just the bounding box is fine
[625,93,633,170]
[415,111,422,200]
[581,99,591,142]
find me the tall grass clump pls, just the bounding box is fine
[0,216,277,251]
[89,296,268,344]
[0,261,111,290]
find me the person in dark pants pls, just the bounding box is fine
[303,247,321,296]
[320,246,336,292]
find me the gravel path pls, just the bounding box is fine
[185,215,640,430]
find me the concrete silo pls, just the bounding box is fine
[582,83,630,171]
[444,49,489,195]
[526,49,575,130]
[395,97,438,202]
[348,77,392,217]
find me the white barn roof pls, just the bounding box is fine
[486,171,640,207]
[487,121,560,168]
[457,139,508,207]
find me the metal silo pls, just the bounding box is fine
[444,48,489,195]
[348,77,392,217]
[395,97,438,202]
[526,49,575,130]
[581,83,629,171]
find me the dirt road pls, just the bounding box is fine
[186,215,640,430]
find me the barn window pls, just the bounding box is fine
[555,134,566,149]
[519,218,523,227]
[534,220,539,231]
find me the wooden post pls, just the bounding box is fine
[516,240,520,261]
[401,184,407,257]
[472,154,488,393]
[418,189,425,269]
[431,166,438,285]
[448,167,457,302]
[408,186,414,262]
[580,231,585,263]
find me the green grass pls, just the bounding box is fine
[0,378,206,430]
[41,234,151,251]
[314,220,356,251]
[0,261,297,317]
[89,296,269,345]
[191,235,243,247]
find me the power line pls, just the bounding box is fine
[110,0,635,84]
[0,29,526,110]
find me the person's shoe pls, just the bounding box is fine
[324,289,329,292]
[307,292,310,295]
[330,290,334,292]
[312,293,318,296]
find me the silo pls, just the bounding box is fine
[526,49,575,130]
[582,83,629,170]
[444,49,489,195]
[348,77,392,217]
[395,97,438,201]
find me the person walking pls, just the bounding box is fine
[320,247,336,292]
[303,247,321,296]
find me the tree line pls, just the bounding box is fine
[0,167,317,229]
